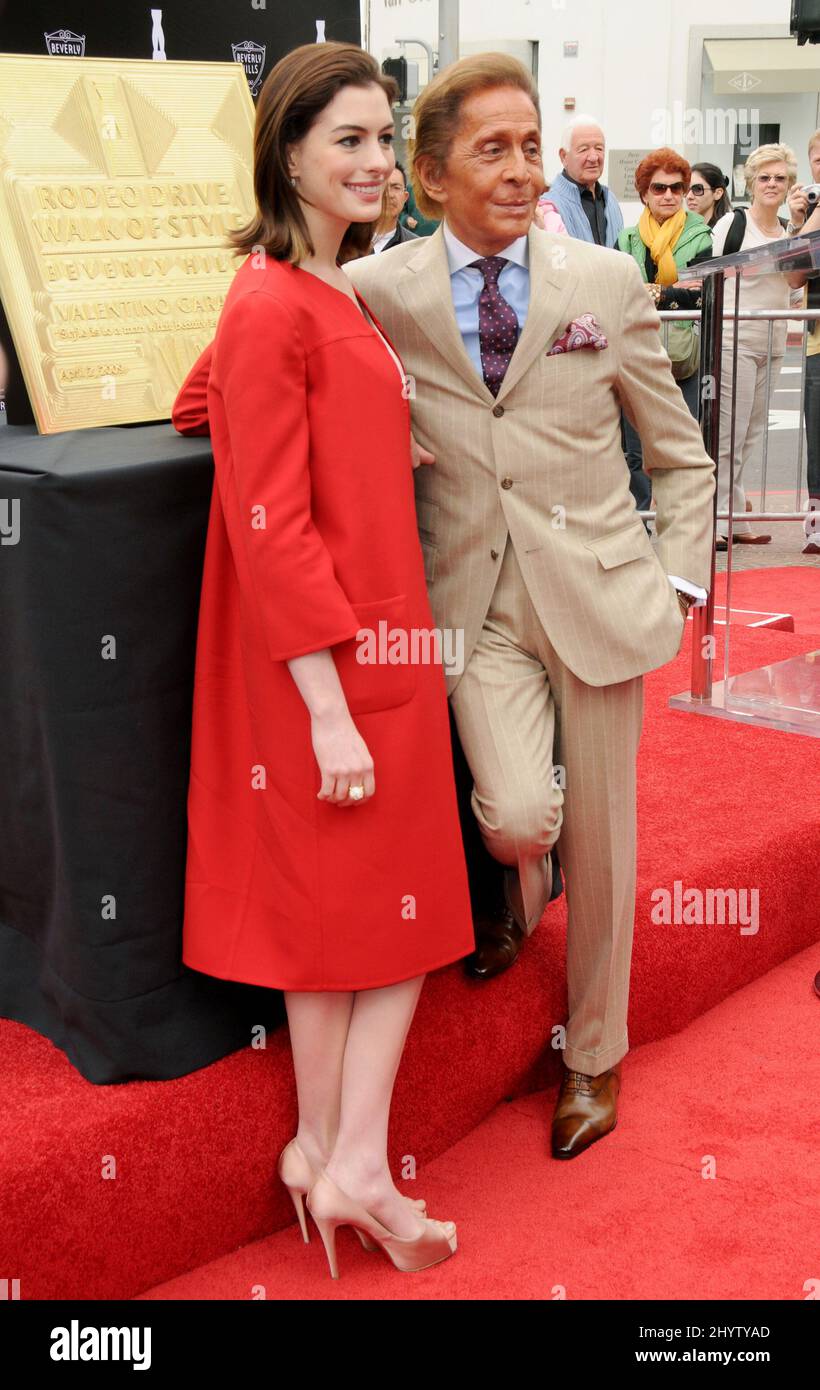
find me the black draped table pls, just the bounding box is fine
[0,419,282,1084]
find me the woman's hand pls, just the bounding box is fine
[312,709,375,807]
[410,432,435,470]
[286,647,374,807]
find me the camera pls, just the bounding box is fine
[805,184,820,207]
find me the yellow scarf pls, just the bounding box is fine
[638,206,686,286]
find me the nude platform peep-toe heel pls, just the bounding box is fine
[276,1139,426,1251]
[306,1168,458,1278]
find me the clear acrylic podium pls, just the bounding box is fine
[669,227,820,738]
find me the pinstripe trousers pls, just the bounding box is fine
[449,533,644,1075]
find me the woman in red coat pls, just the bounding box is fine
[172,42,474,1276]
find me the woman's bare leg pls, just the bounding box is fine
[283,991,354,1172]
[323,973,428,1238]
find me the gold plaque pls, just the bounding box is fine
[0,53,256,433]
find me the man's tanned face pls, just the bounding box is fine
[418,86,546,256]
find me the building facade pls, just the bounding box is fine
[364,0,820,217]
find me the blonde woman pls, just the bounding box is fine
[712,143,804,547]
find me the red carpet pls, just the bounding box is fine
[707,606,794,630]
[2,624,819,1300]
[712,566,820,635]
[137,945,820,1301]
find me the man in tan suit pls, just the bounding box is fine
[345,53,715,1157]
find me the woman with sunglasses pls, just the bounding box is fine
[711,143,804,548]
[616,148,714,514]
[687,163,732,228]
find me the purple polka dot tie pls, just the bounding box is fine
[469,256,520,397]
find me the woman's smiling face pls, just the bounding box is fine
[287,82,396,228]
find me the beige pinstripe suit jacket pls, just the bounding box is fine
[345,224,716,693]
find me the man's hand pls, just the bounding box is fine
[410,432,435,470]
[788,184,810,231]
[784,198,820,286]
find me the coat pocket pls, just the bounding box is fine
[583,523,655,569]
[331,593,418,714]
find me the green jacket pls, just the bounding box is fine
[616,211,713,281]
[400,181,440,238]
[617,212,712,338]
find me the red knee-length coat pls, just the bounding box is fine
[172,254,474,990]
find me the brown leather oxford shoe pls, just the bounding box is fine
[551,1062,622,1159]
[464,903,524,981]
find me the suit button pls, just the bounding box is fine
[491,549,499,560]
[492,404,504,417]
[501,478,513,490]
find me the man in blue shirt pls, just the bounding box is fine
[345,63,714,1162]
[547,116,624,248]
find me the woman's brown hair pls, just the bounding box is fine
[227,41,398,265]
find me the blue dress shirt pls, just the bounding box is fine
[442,222,530,381]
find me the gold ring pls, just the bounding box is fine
[348,785,365,801]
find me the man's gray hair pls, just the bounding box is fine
[560,115,605,153]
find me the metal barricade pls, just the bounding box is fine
[638,306,818,703]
